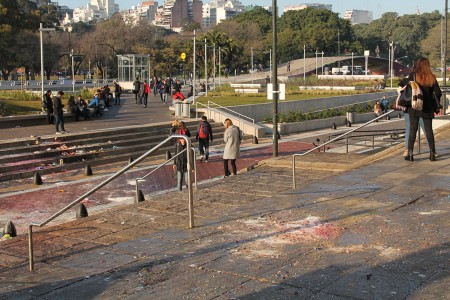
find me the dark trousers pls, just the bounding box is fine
[408,116,435,154]
[55,115,65,132]
[223,159,236,176]
[198,139,210,160]
[143,93,148,107]
[46,111,53,124]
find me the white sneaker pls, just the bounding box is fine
[56,131,62,134]
[103,108,109,111]
[199,155,204,162]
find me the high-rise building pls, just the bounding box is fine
[283,3,332,13]
[72,0,119,23]
[121,1,159,26]
[202,0,244,28]
[343,9,373,25]
[154,0,202,31]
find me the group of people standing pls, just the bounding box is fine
[133,77,184,107]
[171,116,242,191]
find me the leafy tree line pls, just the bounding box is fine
[0,1,447,81]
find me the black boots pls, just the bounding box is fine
[404,154,414,161]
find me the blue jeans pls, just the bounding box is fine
[143,93,148,107]
[404,113,425,151]
[177,171,188,191]
[55,115,65,132]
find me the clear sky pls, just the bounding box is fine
[57,0,445,19]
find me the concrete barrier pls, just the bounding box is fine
[234,88,259,94]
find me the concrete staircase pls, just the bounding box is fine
[0,120,236,182]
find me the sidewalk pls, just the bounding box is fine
[0,119,449,298]
[0,92,176,140]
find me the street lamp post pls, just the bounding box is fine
[272,0,278,157]
[193,30,196,103]
[321,51,324,75]
[303,44,306,84]
[204,38,208,96]
[337,28,340,69]
[71,49,75,92]
[390,41,394,88]
[39,23,55,99]
[315,51,318,77]
[218,46,221,86]
[213,44,216,89]
[251,47,254,72]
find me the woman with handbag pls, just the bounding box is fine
[400,57,442,161]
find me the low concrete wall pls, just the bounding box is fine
[278,116,347,135]
[203,108,266,138]
[228,91,397,122]
[299,86,367,91]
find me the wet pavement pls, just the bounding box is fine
[0,95,449,299]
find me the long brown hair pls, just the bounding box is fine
[414,57,436,87]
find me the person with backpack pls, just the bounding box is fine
[42,90,54,125]
[196,116,213,162]
[400,57,442,162]
[113,80,122,105]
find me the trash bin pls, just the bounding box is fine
[346,111,355,124]
[182,101,191,118]
[174,101,182,117]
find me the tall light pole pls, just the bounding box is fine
[272,0,278,157]
[39,23,55,99]
[218,46,221,86]
[251,47,254,72]
[303,44,306,84]
[193,30,196,103]
[390,41,394,88]
[71,49,75,92]
[213,43,216,89]
[315,50,318,77]
[204,38,208,96]
[337,28,340,69]
[321,51,324,75]
[445,0,448,85]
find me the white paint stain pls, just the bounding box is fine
[418,210,446,215]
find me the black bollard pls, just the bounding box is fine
[252,136,259,144]
[331,123,337,130]
[4,220,17,237]
[165,150,172,160]
[128,157,134,164]
[136,190,145,203]
[347,121,352,127]
[33,172,43,185]
[76,203,88,218]
[386,114,391,120]
[84,164,93,176]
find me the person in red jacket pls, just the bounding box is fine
[143,80,150,107]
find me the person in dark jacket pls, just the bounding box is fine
[53,91,66,134]
[172,138,194,191]
[133,78,140,103]
[42,90,54,125]
[196,116,213,162]
[400,57,442,161]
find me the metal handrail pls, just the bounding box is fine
[136,147,198,192]
[28,134,194,271]
[207,101,256,137]
[208,101,255,125]
[292,110,395,188]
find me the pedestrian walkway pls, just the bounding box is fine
[0,117,449,298]
[1,92,175,140]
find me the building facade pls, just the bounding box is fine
[121,1,159,26]
[283,3,332,13]
[343,9,373,25]
[72,0,119,23]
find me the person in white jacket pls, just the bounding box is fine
[223,118,241,177]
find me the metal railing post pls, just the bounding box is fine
[28,134,195,271]
[187,141,194,228]
[293,110,395,189]
[28,225,34,271]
